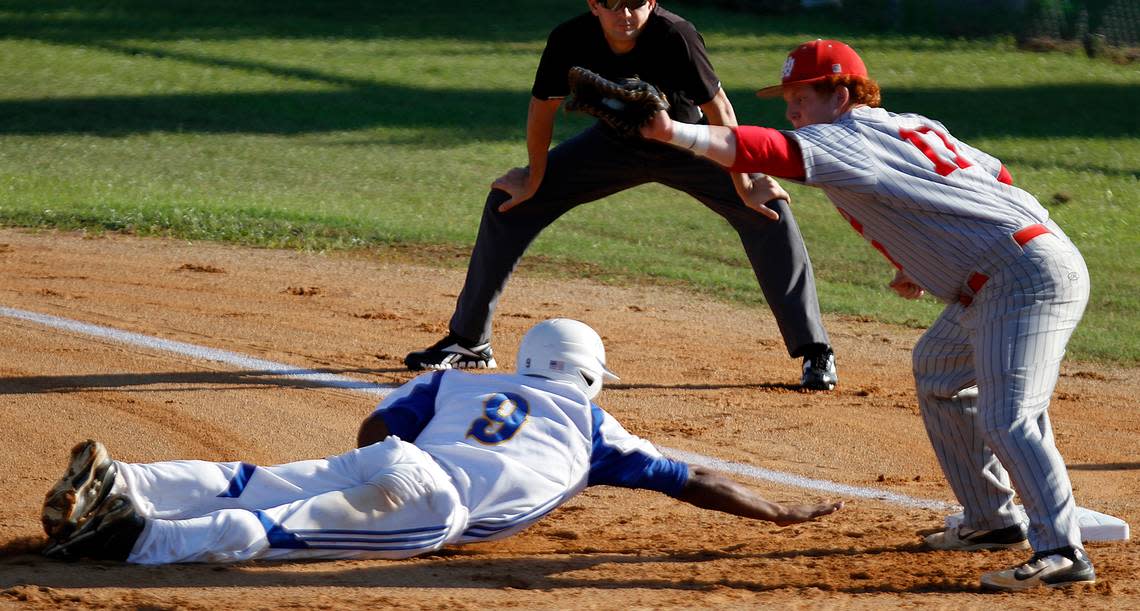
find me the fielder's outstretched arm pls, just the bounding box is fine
[642,111,808,179]
[675,466,843,526]
[642,111,739,167]
[641,111,807,220]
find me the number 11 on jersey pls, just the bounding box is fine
[899,126,973,176]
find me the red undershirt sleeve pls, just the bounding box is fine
[728,125,806,180]
[997,165,1013,185]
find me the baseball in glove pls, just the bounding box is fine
[563,66,670,137]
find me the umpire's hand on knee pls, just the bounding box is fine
[737,173,785,221]
[493,167,540,212]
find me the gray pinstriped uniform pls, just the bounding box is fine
[788,106,1089,552]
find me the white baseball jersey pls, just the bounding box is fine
[745,105,1091,554]
[112,370,689,564]
[374,370,688,543]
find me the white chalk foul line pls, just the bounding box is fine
[662,448,955,511]
[0,306,396,396]
[2,305,956,511]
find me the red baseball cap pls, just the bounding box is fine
[756,39,867,98]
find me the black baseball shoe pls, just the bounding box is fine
[42,440,119,540]
[405,333,497,371]
[981,546,1096,591]
[800,346,838,391]
[42,494,146,562]
[923,523,1030,551]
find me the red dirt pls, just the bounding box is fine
[1,229,1137,609]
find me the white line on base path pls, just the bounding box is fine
[662,448,954,511]
[1,306,393,396]
[2,305,956,512]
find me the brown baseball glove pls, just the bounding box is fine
[563,66,670,137]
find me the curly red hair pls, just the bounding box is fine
[812,75,882,108]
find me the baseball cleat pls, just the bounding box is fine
[923,524,1030,551]
[405,334,497,371]
[43,494,146,562]
[980,547,1095,591]
[42,439,119,540]
[800,346,837,391]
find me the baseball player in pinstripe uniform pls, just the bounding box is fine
[639,40,1094,591]
[40,319,842,564]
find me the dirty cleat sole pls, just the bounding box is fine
[43,494,145,562]
[42,440,118,540]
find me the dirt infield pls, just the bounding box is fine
[1,228,1137,609]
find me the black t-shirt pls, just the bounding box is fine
[531,6,721,124]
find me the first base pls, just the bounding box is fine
[945,505,1130,542]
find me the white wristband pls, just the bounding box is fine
[668,122,711,156]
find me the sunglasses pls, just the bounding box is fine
[599,0,649,10]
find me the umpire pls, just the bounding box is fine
[406,0,837,390]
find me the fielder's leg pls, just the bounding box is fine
[913,305,1025,532]
[972,233,1089,552]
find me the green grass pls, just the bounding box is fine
[1,0,1137,363]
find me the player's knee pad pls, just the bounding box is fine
[367,462,457,509]
[200,510,270,563]
[333,435,407,482]
[364,470,427,511]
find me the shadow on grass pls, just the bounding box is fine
[2,76,1134,142]
[0,0,877,44]
[0,0,563,44]
[0,86,526,140]
[730,83,1140,141]
[2,1,1135,143]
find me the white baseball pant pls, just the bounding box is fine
[112,436,468,564]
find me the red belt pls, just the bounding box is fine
[958,224,1051,307]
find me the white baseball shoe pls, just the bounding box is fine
[923,524,1030,551]
[981,547,1096,591]
[42,439,119,540]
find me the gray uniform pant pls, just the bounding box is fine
[449,123,829,358]
[914,223,1088,552]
